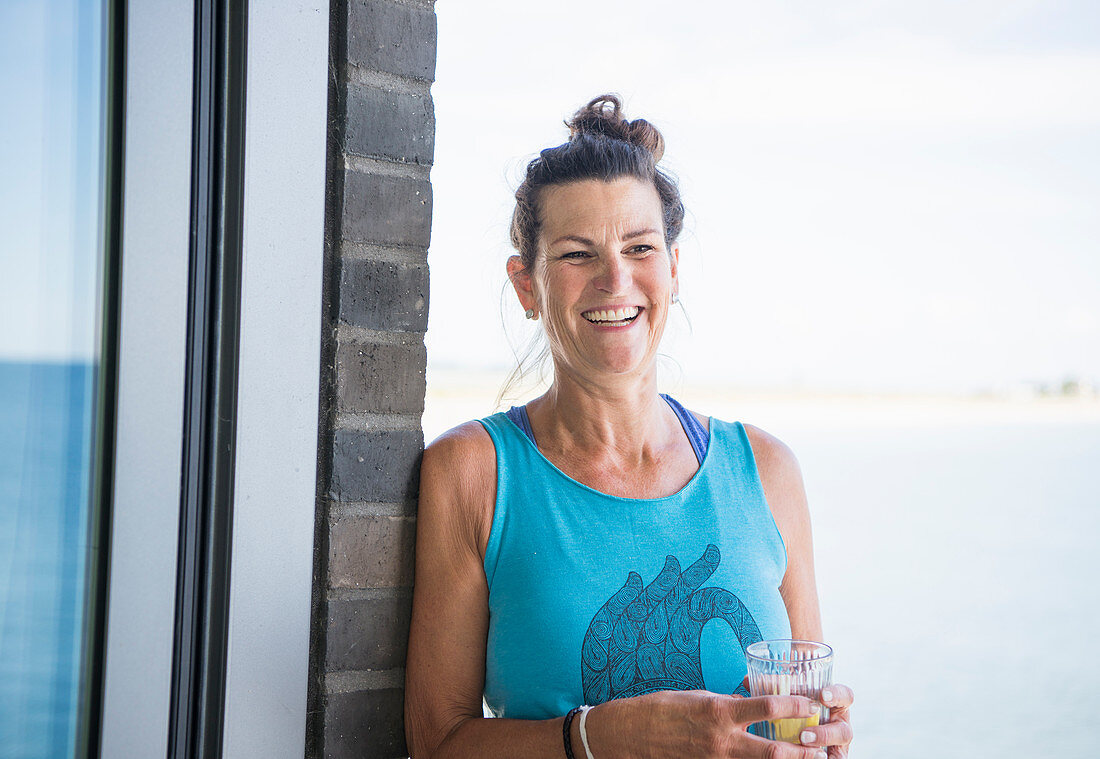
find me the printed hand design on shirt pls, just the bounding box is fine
[581,544,762,704]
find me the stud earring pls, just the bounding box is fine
[525,308,536,320]
[671,293,680,304]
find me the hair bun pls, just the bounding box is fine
[566,94,665,163]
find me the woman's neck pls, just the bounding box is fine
[526,365,673,461]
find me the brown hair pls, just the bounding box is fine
[508,94,685,272]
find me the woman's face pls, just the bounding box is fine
[510,177,679,383]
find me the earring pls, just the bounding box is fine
[525,308,536,320]
[671,293,679,304]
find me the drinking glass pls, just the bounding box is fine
[745,639,834,743]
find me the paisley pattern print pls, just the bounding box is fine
[580,545,762,702]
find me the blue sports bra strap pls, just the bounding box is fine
[661,393,709,465]
[508,397,707,464]
[506,405,537,445]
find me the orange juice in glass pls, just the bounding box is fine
[745,639,833,742]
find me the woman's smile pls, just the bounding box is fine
[581,305,642,326]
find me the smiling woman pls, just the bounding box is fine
[508,178,678,382]
[404,95,855,759]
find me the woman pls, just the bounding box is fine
[405,95,854,759]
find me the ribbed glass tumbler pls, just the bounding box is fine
[745,639,834,743]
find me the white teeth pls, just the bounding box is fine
[582,306,640,323]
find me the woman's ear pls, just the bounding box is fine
[507,255,537,317]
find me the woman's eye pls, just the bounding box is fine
[627,245,653,255]
[562,250,589,259]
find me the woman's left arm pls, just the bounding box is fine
[744,424,855,758]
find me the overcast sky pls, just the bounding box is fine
[3,2,1097,392]
[0,0,100,363]
[427,0,1100,393]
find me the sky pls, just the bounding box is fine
[427,0,1100,393]
[0,0,102,363]
[1,1,1096,391]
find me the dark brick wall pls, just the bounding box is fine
[310,1,436,757]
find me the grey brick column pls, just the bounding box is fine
[309,1,436,757]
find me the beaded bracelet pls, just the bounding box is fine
[562,705,584,759]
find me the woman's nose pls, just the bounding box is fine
[594,256,629,293]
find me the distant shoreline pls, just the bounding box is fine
[423,367,1100,441]
[426,365,1099,401]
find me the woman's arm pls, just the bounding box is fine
[405,423,577,758]
[743,424,822,640]
[405,422,828,759]
[403,422,498,756]
[744,425,854,758]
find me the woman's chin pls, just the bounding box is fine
[582,352,657,380]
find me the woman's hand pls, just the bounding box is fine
[584,689,833,759]
[796,684,854,758]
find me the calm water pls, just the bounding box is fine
[786,420,1100,759]
[425,389,1100,758]
[4,364,1098,757]
[0,361,95,759]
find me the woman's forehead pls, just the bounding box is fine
[540,178,663,239]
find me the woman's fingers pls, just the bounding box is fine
[736,733,828,759]
[811,683,854,758]
[820,683,854,711]
[796,719,854,748]
[722,696,831,757]
[728,694,819,726]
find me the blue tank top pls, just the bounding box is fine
[477,403,791,719]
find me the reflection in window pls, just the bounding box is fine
[0,1,107,757]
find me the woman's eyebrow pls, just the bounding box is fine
[549,233,595,247]
[550,228,661,247]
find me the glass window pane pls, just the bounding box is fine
[0,1,108,757]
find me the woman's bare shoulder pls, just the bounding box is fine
[424,420,495,464]
[741,423,800,475]
[740,422,810,524]
[419,420,498,555]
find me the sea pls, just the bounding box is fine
[3,358,1099,758]
[777,413,1100,758]
[424,374,1100,759]
[0,360,94,759]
